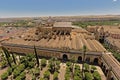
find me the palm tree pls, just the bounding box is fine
[82,45,87,79]
[34,45,39,67]
[2,47,12,67]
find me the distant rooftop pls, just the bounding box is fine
[106,37,120,49]
[53,22,72,27]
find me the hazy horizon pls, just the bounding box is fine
[0,0,120,18]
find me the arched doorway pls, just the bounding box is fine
[85,57,90,63]
[61,31,64,35]
[99,36,104,43]
[105,69,108,75]
[62,54,68,61]
[101,62,103,67]
[94,58,98,64]
[111,77,114,80]
[78,56,82,63]
[103,65,106,72]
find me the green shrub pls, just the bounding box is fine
[48,60,55,73]
[33,68,40,76]
[65,67,71,73]
[66,62,72,67]
[15,72,26,80]
[0,61,7,68]
[84,63,89,72]
[12,64,17,70]
[65,66,71,80]
[44,71,50,79]
[28,62,35,68]
[18,64,25,72]
[65,73,70,80]
[40,78,44,80]
[9,57,13,63]
[15,76,21,80]
[74,71,81,76]
[44,78,49,80]
[74,76,82,80]
[91,66,97,70]
[13,69,20,78]
[56,61,60,65]
[75,65,80,70]
[20,57,26,63]
[7,67,12,75]
[41,58,46,67]
[91,65,97,73]
[32,74,36,80]
[93,71,101,80]
[26,53,35,61]
[19,72,26,79]
[74,65,82,79]
[53,72,58,80]
[1,72,8,80]
[85,72,93,80]
[56,61,60,70]
[13,64,25,78]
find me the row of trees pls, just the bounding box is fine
[84,63,101,80]
[65,61,82,80]
[41,57,60,80]
[0,45,102,80]
[0,46,40,80]
[73,20,120,28]
[0,53,8,68]
[65,62,101,80]
[0,20,35,27]
[1,45,60,80]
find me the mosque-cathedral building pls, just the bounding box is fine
[2,21,120,80]
[1,22,106,64]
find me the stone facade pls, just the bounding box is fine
[2,43,100,64]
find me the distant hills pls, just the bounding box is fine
[0,15,120,22]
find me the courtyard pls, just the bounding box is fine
[0,49,105,80]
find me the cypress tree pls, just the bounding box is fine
[2,47,12,67]
[34,45,39,67]
[82,45,87,79]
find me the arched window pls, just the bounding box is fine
[111,77,114,80]
[94,58,98,64]
[101,62,103,67]
[62,54,68,61]
[78,56,82,63]
[85,57,90,63]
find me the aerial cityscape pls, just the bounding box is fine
[0,0,120,80]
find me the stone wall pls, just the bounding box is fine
[2,44,100,64]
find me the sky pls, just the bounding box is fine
[0,0,120,18]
